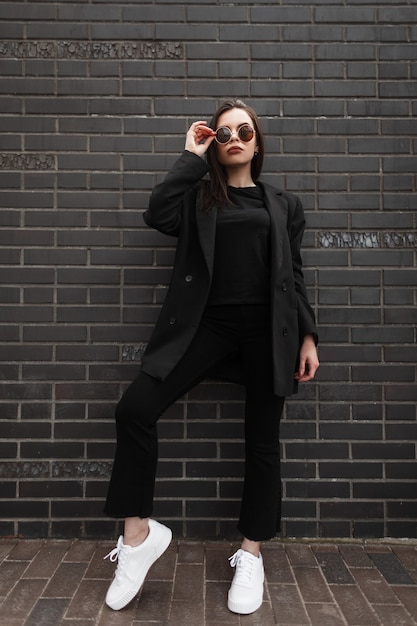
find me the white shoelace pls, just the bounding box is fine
[228,549,257,586]
[104,536,127,581]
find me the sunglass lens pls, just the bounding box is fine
[216,127,231,143]
[239,125,254,142]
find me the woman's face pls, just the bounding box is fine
[215,108,258,170]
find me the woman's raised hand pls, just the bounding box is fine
[185,121,216,157]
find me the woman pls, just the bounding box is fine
[103,99,319,614]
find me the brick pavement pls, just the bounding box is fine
[0,538,416,625]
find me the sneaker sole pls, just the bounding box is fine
[227,597,263,615]
[107,583,144,612]
[106,526,172,611]
[227,590,263,615]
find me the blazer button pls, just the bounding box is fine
[282,327,288,336]
[282,282,288,291]
[185,275,193,283]
[169,316,176,325]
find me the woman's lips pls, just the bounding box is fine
[227,146,243,153]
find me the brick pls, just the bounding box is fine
[352,365,414,383]
[0,77,55,95]
[348,99,409,117]
[320,462,383,479]
[318,307,381,324]
[124,5,184,22]
[315,6,376,23]
[351,26,409,43]
[352,327,414,343]
[287,481,350,499]
[321,501,384,520]
[387,424,416,440]
[284,99,345,116]
[0,579,47,621]
[269,583,310,624]
[352,212,413,229]
[352,442,416,460]
[253,42,312,60]
[254,5,312,21]
[25,598,68,626]
[23,364,87,381]
[293,25,346,44]
[385,405,416,421]
[316,43,376,61]
[368,552,416,585]
[305,603,346,626]
[23,325,87,342]
[320,422,382,440]
[348,61,377,79]
[65,579,109,619]
[381,44,416,61]
[355,482,417,501]
[21,442,84,459]
[330,586,380,624]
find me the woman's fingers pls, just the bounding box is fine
[185,121,216,155]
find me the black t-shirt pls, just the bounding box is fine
[207,185,271,305]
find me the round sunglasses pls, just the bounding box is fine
[215,124,255,144]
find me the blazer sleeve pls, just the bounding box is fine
[288,194,319,345]
[143,150,209,237]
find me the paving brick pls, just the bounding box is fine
[391,586,417,621]
[314,551,355,585]
[7,540,43,561]
[25,598,69,626]
[66,578,110,619]
[368,552,416,585]
[130,580,172,622]
[205,580,238,624]
[339,545,375,569]
[169,599,206,624]
[372,603,417,626]
[0,578,47,621]
[177,542,205,564]
[293,566,334,603]
[146,544,177,581]
[172,562,204,601]
[22,543,71,579]
[206,545,235,582]
[352,566,401,605]
[43,562,88,598]
[392,546,417,576]
[285,543,317,568]
[268,583,310,625]
[0,561,28,596]
[330,585,380,625]
[306,603,347,626]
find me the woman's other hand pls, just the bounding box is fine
[185,121,216,157]
[294,335,319,383]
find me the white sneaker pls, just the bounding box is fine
[227,548,264,614]
[104,519,172,610]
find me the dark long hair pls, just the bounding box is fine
[201,99,265,212]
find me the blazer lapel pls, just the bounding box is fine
[259,182,288,270]
[195,182,288,276]
[195,193,217,279]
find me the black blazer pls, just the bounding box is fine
[141,150,317,397]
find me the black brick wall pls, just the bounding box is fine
[0,0,416,540]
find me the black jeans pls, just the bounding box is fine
[104,304,285,541]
